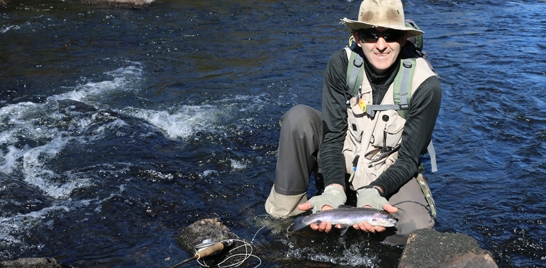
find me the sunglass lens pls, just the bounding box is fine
[359,30,404,42]
[384,30,404,42]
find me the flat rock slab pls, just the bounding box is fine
[398,228,497,268]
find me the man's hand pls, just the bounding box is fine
[355,187,398,233]
[353,203,398,233]
[297,202,335,232]
[297,184,346,233]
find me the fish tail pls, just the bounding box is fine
[291,215,307,231]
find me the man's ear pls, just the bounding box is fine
[399,32,410,46]
[352,32,362,47]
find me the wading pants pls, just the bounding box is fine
[265,105,434,245]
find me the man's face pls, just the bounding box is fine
[354,28,408,74]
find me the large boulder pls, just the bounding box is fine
[398,228,498,268]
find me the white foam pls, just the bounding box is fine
[0,205,70,249]
[0,25,21,33]
[230,159,247,170]
[22,136,92,199]
[203,170,218,177]
[0,60,259,201]
[0,146,26,174]
[53,63,143,104]
[123,105,224,139]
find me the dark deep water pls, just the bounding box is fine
[1,0,545,267]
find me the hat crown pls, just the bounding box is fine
[358,0,405,28]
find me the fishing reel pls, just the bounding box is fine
[194,239,221,252]
[171,239,234,268]
[194,239,234,259]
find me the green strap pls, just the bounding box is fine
[347,52,364,96]
[393,58,416,119]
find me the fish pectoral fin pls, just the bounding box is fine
[339,226,350,236]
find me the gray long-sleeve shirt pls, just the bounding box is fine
[319,47,442,197]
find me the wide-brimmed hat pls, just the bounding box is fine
[341,0,424,36]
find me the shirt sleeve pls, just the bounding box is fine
[319,49,351,189]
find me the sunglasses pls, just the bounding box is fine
[358,29,406,43]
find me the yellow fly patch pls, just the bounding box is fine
[358,98,366,112]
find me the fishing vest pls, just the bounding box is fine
[342,47,438,193]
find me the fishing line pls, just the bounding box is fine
[193,226,266,268]
[391,200,427,211]
[197,238,261,268]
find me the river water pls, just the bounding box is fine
[0,0,545,267]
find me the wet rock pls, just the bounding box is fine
[57,99,97,114]
[398,229,498,268]
[176,218,239,253]
[0,257,61,268]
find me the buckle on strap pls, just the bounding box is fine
[364,104,404,118]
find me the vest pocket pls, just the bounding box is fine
[351,151,398,193]
[370,110,405,149]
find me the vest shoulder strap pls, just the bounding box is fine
[393,58,416,119]
[346,47,363,96]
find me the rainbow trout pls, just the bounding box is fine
[293,207,398,236]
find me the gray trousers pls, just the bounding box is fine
[271,105,434,245]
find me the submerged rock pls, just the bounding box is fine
[398,228,498,268]
[0,258,60,268]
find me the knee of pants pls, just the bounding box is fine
[384,205,435,245]
[280,104,322,132]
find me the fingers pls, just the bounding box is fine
[321,205,334,211]
[297,203,335,212]
[297,202,312,211]
[384,203,399,213]
[298,203,336,233]
[353,222,386,233]
[307,205,335,232]
[310,221,333,233]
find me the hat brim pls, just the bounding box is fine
[341,18,424,36]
